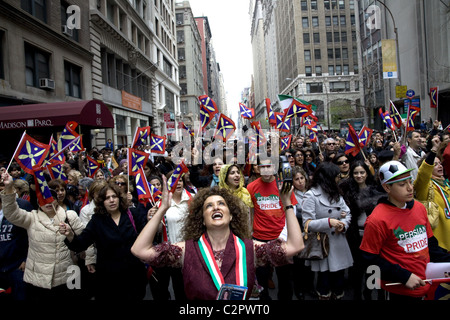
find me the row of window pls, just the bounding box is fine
[302,15,356,28]
[23,42,82,98]
[304,64,358,77]
[101,48,150,102]
[304,30,357,44]
[304,48,356,61]
[301,0,355,11]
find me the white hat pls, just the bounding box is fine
[379,161,414,185]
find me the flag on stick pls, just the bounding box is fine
[266,98,276,127]
[389,101,403,130]
[430,87,438,109]
[150,134,166,154]
[358,125,373,148]
[345,123,363,157]
[13,132,50,174]
[128,148,149,176]
[131,126,151,149]
[214,113,236,142]
[86,155,100,178]
[167,161,189,193]
[33,166,55,207]
[239,103,255,119]
[280,135,292,151]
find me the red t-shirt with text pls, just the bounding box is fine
[360,201,433,297]
[247,178,297,241]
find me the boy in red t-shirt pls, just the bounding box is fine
[247,156,297,299]
[360,160,450,300]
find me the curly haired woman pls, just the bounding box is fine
[131,177,303,300]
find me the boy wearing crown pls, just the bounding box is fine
[360,160,450,300]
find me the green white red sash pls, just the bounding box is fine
[198,233,247,291]
[432,179,450,219]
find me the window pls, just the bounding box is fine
[303,33,310,44]
[327,32,333,43]
[302,17,309,28]
[343,65,349,75]
[336,65,342,75]
[334,32,340,42]
[342,48,348,59]
[335,48,341,59]
[312,17,319,27]
[333,16,338,25]
[305,66,312,76]
[339,0,345,9]
[61,1,79,41]
[340,15,346,25]
[24,43,50,87]
[313,33,320,43]
[324,0,330,10]
[351,15,356,25]
[21,0,47,22]
[315,66,322,76]
[314,49,321,59]
[328,49,334,59]
[304,50,311,61]
[307,83,323,93]
[341,31,347,42]
[328,65,335,75]
[311,0,317,10]
[301,0,307,11]
[325,16,331,26]
[163,57,172,78]
[64,61,82,98]
[330,81,350,92]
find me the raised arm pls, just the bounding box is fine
[279,186,304,257]
[131,176,184,264]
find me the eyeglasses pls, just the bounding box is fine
[115,182,126,186]
[295,154,303,157]
[336,160,349,165]
[327,143,336,145]
[286,154,294,158]
[305,154,312,158]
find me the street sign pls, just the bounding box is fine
[406,89,415,98]
[396,85,407,98]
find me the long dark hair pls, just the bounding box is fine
[94,184,128,215]
[310,162,341,203]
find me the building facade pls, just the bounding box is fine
[175,1,204,127]
[93,0,181,146]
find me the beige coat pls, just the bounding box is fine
[1,192,84,289]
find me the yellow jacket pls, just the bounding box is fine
[414,161,450,251]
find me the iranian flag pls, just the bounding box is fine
[278,94,295,111]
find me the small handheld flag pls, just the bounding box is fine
[280,135,292,151]
[430,87,438,109]
[33,166,55,207]
[167,161,189,193]
[266,98,276,127]
[345,123,363,157]
[13,132,50,174]
[131,126,151,149]
[86,155,100,178]
[150,134,166,154]
[128,148,149,176]
[214,114,236,142]
[239,103,255,119]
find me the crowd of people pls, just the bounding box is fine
[1,119,450,301]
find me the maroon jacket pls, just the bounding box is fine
[183,233,255,300]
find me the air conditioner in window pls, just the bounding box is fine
[62,25,73,37]
[39,78,55,90]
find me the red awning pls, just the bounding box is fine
[0,100,114,130]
